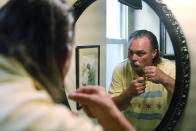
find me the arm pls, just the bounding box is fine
[159,73,175,94]
[144,66,175,94]
[109,63,146,110]
[69,86,136,131]
[112,77,146,110]
[112,88,133,111]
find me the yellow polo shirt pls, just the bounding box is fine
[108,58,175,131]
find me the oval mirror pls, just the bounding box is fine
[72,0,190,130]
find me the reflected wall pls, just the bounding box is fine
[163,0,196,130]
[65,0,106,110]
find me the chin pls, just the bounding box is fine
[133,66,141,71]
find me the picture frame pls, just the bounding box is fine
[160,21,175,60]
[75,45,100,109]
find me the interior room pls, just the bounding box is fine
[65,0,174,107]
[0,0,195,130]
[61,0,196,130]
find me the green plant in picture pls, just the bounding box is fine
[87,63,96,85]
[82,63,89,86]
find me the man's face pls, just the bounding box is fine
[128,36,157,74]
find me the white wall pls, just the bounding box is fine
[124,1,160,58]
[128,1,160,43]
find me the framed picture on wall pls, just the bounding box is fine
[160,21,175,60]
[75,45,100,109]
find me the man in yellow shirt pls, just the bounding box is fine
[109,30,175,131]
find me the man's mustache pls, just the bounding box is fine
[131,61,141,67]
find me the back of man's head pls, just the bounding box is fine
[0,0,74,106]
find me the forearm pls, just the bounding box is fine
[98,104,136,131]
[161,75,175,95]
[112,89,132,111]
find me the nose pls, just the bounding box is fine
[131,53,138,61]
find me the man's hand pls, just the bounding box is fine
[143,66,165,84]
[128,77,146,96]
[112,77,146,111]
[69,86,112,119]
[143,66,175,94]
[68,86,136,131]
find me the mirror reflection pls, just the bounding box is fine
[108,30,175,131]
[71,0,176,131]
[107,1,176,131]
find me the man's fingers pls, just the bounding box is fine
[74,86,97,94]
[138,90,145,94]
[136,86,146,91]
[74,86,105,94]
[71,110,79,116]
[68,92,93,105]
[137,77,145,83]
[143,66,156,74]
[135,82,145,87]
[144,70,151,74]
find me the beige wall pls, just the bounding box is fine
[0,0,7,7]
[163,0,196,130]
[65,0,106,110]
